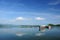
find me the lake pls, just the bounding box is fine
[0,27,60,40]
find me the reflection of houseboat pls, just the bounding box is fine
[39,25,51,32]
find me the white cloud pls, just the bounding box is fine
[0,17,46,25]
[15,17,32,21]
[16,17,24,20]
[48,0,60,5]
[48,2,60,5]
[35,17,45,20]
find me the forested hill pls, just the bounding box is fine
[48,24,60,26]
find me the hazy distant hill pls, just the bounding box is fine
[0,24,40,28]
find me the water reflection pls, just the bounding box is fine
[0,27,60,40]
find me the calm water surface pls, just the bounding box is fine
[0,27,60,40]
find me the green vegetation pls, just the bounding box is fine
[55,24,60,26]
[48,24,55,26]
[48,24,60,26]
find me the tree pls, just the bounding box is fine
[48,24,54,26]
[56,24,60,26]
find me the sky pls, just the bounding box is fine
[0,0,60,25]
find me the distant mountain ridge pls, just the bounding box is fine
[0,24,40,28]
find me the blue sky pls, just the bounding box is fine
[0,0,60,25]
